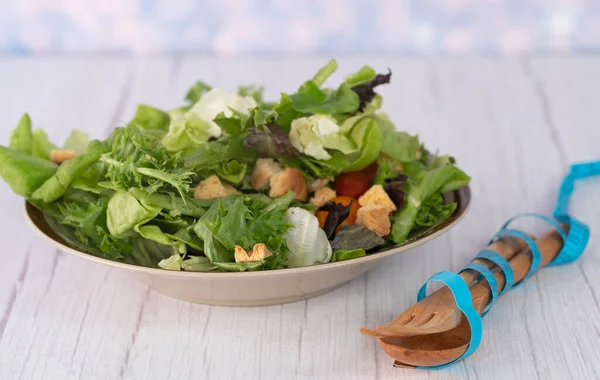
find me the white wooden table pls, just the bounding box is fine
[1,57,599,380]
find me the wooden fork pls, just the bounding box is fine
[360,235,529,337]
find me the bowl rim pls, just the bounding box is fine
[25,186,471,278]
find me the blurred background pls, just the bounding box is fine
[0,0,598,55]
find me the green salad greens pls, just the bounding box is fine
[0,60,470,272]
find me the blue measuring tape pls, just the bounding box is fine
[408,160,597,370]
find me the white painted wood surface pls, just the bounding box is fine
[0,57,599,380]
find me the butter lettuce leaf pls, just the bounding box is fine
[9,113,33,155]
[130,105,170,131]
[107,191,161,237]
[32,129,58,160]
[0,146,57,196]
[32,140,108,203]
[63,130,90,154]
[376,113,420,163]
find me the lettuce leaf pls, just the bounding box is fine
[128,188,213,218]
[376,113,420,163]
[244,123,300,158]
[415,194,457,227]
[273,93,302,131]
[0,146,58,196]
[159,254,219,271]
[344,66,376,87]
[129,237,178,268]
[390,165,470,243]
[130,105,170,131]
[289,82,359,114]
[31,129,58,160]
[39,189,134,261]
[238,85,264,104]
[102,125,193,196]
[330,225,385,252]
[331,248,366,262]
[374,157,399,185]
[107,191,161,237]
[136,225,186,253]
[312,59,338,87]
[193,195,292,268]
[185,81,212,104]
[63,130,90,154]
[283,207,332,267]
[31,140,108,203]
[9,113,33,155]
[181,256,218,271]
[213,159,247,184]
[341,117,382,172]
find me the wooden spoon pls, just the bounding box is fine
[376,228,565,367]
[360,236,527,337]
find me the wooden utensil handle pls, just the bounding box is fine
[459,236,528,285]
[470,227,566,311]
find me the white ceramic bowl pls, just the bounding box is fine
[25,187,470,306]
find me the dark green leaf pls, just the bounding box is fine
[330,225,385,252]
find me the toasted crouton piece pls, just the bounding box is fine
[251,243,273,260]
[309,187,336,207]
[194,175,241,199]
[50,149,77,164]
[234,243,273,263]
[358,185,397,212]
[356,205,392,237]
[251,158,283,190]
[308,178,330,192]
[269,168,308,201]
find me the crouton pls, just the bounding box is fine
[308,178,330,192]
[194,175,241,199]
[251,243,273,260]
[269,168,308,201]
[356,205,392,237]
[50,149,77,164]
[358,185,397,212]
[251,158,283,190]
[309,187,336,207]
[234,243,273,263]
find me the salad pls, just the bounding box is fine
[0,60,470,272]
